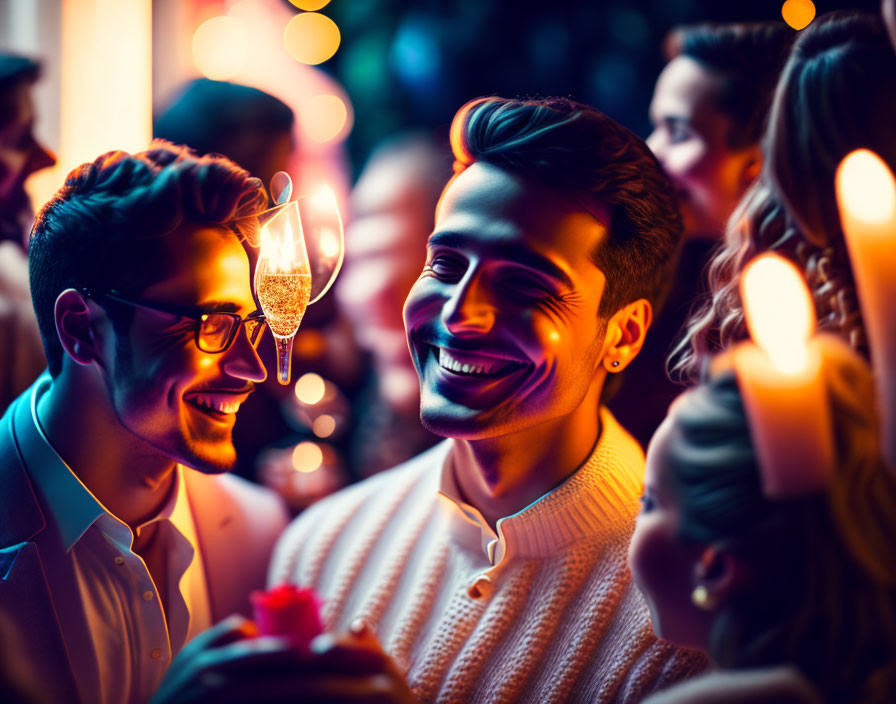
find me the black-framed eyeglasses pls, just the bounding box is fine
[81,288,267,354]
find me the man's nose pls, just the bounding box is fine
[441,273,496,336]
[221,327,267,383]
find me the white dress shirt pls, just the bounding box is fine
[23,379,212,704]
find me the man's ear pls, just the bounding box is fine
[691,545,749,612]
[54,289,103,367]
[601,299,652,373]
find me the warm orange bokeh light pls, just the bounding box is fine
[289,0,331,9]
[300,94,349,143]
[284,12,340,65]
[292,442,324,473]
[740,253,816,374]
[312,414,336,438]
[836,149,896,227]
[192,16,249,80]
[781,0,816,31]
[295,373,326,405]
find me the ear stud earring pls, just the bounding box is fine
[691,585,716,610]
[611,360,620,368]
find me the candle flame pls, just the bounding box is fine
[741,253,815,374]
[836,149,896,227]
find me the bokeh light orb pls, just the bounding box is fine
[292,441,323,473]
[289,0,331,9]
[192,16,249,80]
[300,94,349,143]
[312,414,336,438]
[781,0,816,31]
[295,372,326,404]
[284,12,340,65]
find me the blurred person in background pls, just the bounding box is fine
[0,53,55,410]
[672,11,896,381]
[610,22,793,448]
[335,133,448,477]
[154,78,294,193]
[886,0,896,47]
[631,342,896,703]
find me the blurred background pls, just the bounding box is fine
[0,0,881,511]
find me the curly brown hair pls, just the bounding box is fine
[670,12,893,381]
[29,140,267,376]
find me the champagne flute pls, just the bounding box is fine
[255,173,345,385]
[298,185,344,305]
[255,199,312,385]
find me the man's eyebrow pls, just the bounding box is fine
[196,300,243,314]
[427,231,573,287]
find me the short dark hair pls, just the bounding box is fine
[449,96,683,317]
[29,140,267,376]
[154,79,294,173]
[664,22,793,149]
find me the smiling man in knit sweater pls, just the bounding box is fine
[267,97,705,703]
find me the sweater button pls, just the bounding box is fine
[467,575,493,599]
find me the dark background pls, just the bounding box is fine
[292,0,882,171]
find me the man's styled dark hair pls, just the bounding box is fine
[449,96,683,317]
[29,140,267,376]
[664,22,794,149]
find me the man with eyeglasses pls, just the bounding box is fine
[0,142,288,704]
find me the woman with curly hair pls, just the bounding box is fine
[670,11,896,381]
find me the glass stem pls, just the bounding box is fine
[273,334,295,385]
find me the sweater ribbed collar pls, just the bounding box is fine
[437,407,645,566]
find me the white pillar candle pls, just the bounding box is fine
[836,149,896,470]
[733,254,834,497]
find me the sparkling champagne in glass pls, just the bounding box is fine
[255,200,311,384]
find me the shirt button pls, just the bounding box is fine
[150,649,161,660]
[467,575,493,600]
[114,556,124,565]
[143,590,154,602]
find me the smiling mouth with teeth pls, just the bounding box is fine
[186,392,246,416]
[436,347,522,378]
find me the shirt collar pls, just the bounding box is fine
[21,375,189,552]
[437,407,645,566]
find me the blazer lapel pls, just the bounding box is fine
[184,470,248,621]
[0,394,45,548]
[0,388,80,703]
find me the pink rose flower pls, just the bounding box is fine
[250,584,323,650]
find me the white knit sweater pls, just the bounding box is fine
[269,408,705,703]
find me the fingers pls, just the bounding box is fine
[306,633,392,676]
[269,674,413,704]
[197,636,305,675]
[179,673,409,704]
[184,614,260,654]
